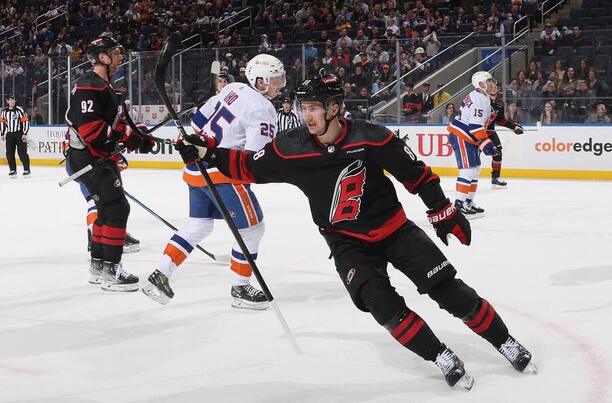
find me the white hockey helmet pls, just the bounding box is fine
[472,71,493,90]
[245,53,286,96]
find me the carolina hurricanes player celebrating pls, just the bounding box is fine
[175,72,536,389]
[142,54,285,309]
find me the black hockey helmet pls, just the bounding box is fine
[86,35,124,66]
[296,70,344,109]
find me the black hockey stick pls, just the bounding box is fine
[154,32,300,353]
[124,190,229,263]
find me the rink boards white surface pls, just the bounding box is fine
[0,167,611,403]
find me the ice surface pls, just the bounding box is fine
[1,167,611,402]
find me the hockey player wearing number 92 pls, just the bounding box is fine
[175,73,537,389]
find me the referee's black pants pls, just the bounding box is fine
[5,131,30,172]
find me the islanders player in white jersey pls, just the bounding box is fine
[447,71,498,219]
[142,54,285,308]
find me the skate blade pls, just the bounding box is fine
[88,274,102,285]
[522,361,538,374]
[491,184,507,189]
[231,298,269,310]
[123,245,141,253]
[456,372,475,391]
[141,283,170,305]
[465,214,484,221]
[100,281,139,292]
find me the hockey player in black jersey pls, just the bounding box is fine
[487,80,524,187]
[65,36,154,291]
[176,73,536,389]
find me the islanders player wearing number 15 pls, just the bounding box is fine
[447,71,497,219]
[142,54,286,308]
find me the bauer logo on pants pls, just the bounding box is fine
[346,268,356,285]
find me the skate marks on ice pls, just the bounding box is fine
[549,264,612,286]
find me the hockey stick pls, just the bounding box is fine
[154,32,301,354]
[487,121,542,133]
[124,190,229,263]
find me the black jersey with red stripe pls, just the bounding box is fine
[65,70,122,157]
[487,99,515,131]
[213,118,446,242]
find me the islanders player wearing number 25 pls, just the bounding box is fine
[142,54,285,309]
[177,73,536,389]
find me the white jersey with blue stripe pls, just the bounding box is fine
[191,82,277,152]
[448,89,493,144]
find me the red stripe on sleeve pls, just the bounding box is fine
[239,151,255,182]
[402,166,432,193]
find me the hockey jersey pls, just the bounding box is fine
[65,71,123,158]
[184,82,277,187]
[212,119,446,242]
[447,89,494,145]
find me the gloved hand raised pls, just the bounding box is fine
[427,199,471,246]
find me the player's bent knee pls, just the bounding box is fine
[181,217,214,241]
[103,196,130,227]
[427,277,479,319]
[359,277,407,325]
[237,221,265,242]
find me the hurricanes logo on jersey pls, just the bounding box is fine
[329,160,366,224]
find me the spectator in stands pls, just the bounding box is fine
[574,80,594,120]
[295,2,308,22]
[559,67,578,98]
[286,57,303,91]
[272,31,286,53]
[527,60,540,83]
[550,59,566,82]
[506,101,521,124]
[258,33,271,53]
[413,47,431,79]
[531,71,547,92]
[236,67,248,84]
[304,40,318,63]
[343,82,356,100]
[540,101,558,124]
[540,23,562,55]
[336,28,353,49]
[378,64,393,86]
[586,103,612,123]
[336,66,349,84]
[292,17,306,34]
[433,83,451,109]
[420,82,434,113]
[350,64,370,90]
[587,69,608,98]
[568,26,584,51]
[440,103,456,124]
[30,105,44,126]
[509,70,529,98]
[401,82,422,118]
[422,30,441,57]
[575,58,590,81]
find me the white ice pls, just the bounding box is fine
[1,167,611,403]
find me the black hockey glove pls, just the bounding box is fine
[478,138,498,156]
[513,124,524,135]
[175,133,216,164]
[427,199,471,246]
[139,135,155,154]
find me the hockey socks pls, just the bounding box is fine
[384,308,442,362]
[91,223,126,263]
[463,298,509,349]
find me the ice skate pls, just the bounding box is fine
[89,258,103,284]
[435,346,475,390]
[8,170,17,178]
[491,177,507,188]
[231,284,269,310]
[100,261,139,292]
[22,170,31,177]
[466,201,485,219]
[454,200,480,220]
[123,232,141,253]
[498,335,537,374]
[142,270,174,305]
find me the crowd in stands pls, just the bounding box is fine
[1,0,611,125]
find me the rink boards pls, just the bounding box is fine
[1,124,611,180]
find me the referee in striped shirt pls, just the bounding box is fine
[276,96,300,133]
[0,95,30,177]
